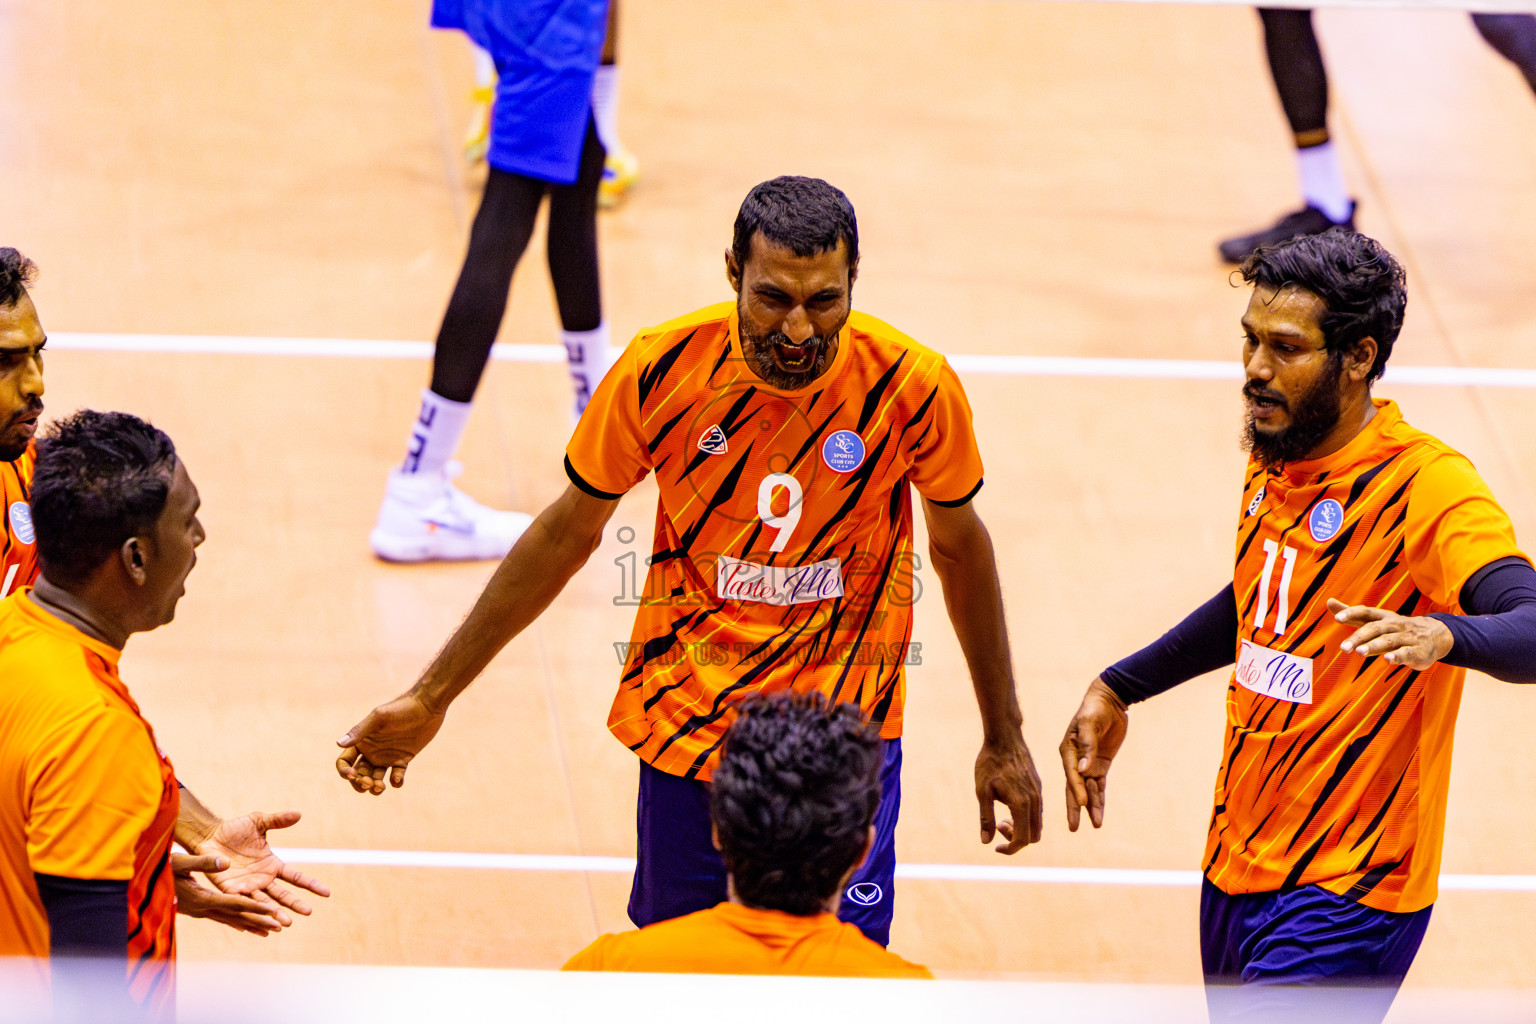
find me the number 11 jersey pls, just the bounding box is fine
[565,301,985,780]
[1208,399,1524,912]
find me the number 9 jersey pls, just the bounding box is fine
[565,301,985,780]
[1209,399,1525,912]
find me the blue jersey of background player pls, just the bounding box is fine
[431,0,608,181]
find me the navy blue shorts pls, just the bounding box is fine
[627,739,902,946]
[1200,878,1433,1024]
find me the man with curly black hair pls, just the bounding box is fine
[1061,230,1536,1023]
[564,692,930,977]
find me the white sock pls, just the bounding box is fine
[1296,142,1352,223]
[400,389,472,477]
[591,65,622,154]
[563,323,612,417]
[471,45,495,90]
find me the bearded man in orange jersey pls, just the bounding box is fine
[339,176,1044,947]
[1061,230,1536,1024]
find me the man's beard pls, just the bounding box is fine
[737,300,843,391]
[1241,354,1346,469]
[0,402,41,462]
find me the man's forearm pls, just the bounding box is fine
[174,785,220,851]
[1101,584,1238,704]
[927,527,1023,743]
[413,508,602,709]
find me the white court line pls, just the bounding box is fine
[271,848,1536,891]
[59,328,1536,892]
[46,332,1536,388]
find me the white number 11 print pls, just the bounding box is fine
[1254,539,1298,636]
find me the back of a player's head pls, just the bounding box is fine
[31,410,178,587]
[710,691,883,916]
[0,248,37,309]
[1240,229,1406,385]
[732,176,859,272]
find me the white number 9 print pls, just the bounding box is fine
[757,473,803,553]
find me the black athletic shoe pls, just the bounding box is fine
[1217,201,1357,264]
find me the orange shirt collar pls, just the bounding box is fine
[14,588,171,758]
[13,588,123,668]
[1268,397,1401,480]
[715,901,842,936]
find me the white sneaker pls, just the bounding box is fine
[370,465,533,563]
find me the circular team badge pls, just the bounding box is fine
[8,502,33,546]
[821,430,866,473]
[1309,498,1344,543]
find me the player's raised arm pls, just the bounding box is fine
[1061,584,1239,830]
[337,484,620,795]
[919,496,1043,853]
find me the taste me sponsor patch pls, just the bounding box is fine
[1235,639,1314,704]
[717,554,844,606]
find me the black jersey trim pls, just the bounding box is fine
[927,478,984,508]
[564,456,625,501]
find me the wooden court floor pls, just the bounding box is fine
[4,0,1536,998]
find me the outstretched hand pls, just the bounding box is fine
[172,853,286,936]
[975,733,1044,854]
[336,691,446,795]
[198,811,331,924]
[1328,598,1453,670]
[1060,677,1129,832]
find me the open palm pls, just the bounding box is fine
[199,810,331,922]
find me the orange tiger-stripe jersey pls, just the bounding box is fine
[0,589,180,1017]
[1,441,38,599]
[1206,399,1525,912]
[566,302,984,780]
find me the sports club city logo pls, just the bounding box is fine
[8,502,34,546]
[821,430,865,473]
[1309,498,1344,543]
[845,881,883,906]
[697,424,728,455]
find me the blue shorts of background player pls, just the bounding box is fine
[431,0,608,183]
[1201,879,1433,1024]
[629,740,903,946]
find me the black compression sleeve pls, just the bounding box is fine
[36,874,138,1021]
[1101,584,1239,704]
[1428,556,1536,684]
[34,874,129,957]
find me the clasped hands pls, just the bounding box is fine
[174,811,331,936]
